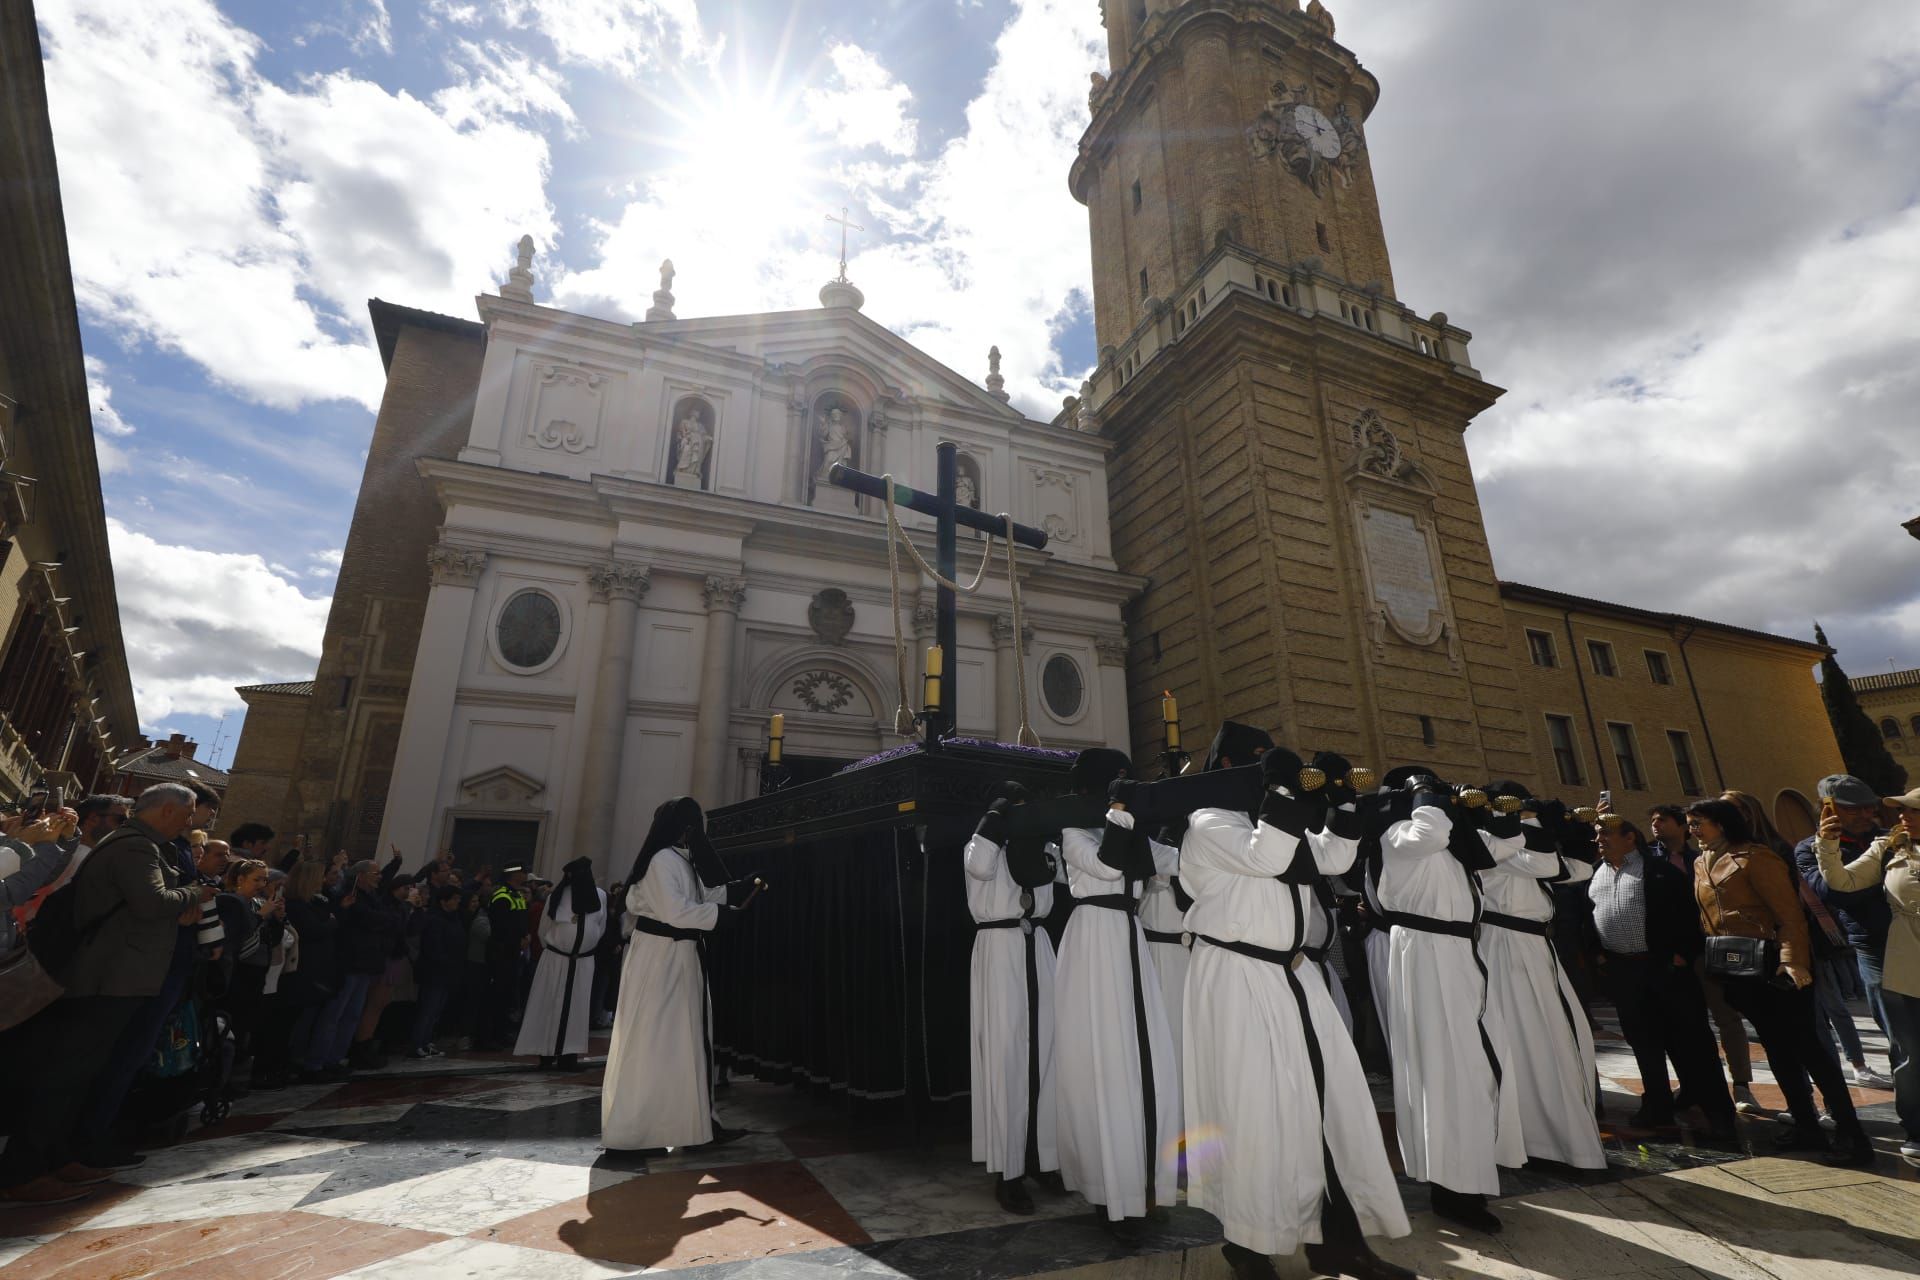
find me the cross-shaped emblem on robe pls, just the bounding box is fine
[825,207,863,284]
[829,444,1048,744]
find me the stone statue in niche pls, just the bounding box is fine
[956,468,978,512]
[813,405,857,507]
[670,404,712,489]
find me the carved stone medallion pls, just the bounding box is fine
[808,588,856,645]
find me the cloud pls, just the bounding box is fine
[1320,1,1920,668]
[497,0,714,76]
[108,518,332,721]
[39,0,558,412]
[553,2,1108,416]
[84,356,134,442]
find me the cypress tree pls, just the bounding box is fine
[1815,624,1908,796]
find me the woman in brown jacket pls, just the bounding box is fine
[1688,798,1872,1166]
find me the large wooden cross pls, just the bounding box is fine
[830,441,1048,744]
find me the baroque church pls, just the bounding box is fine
[228,0,1842,876]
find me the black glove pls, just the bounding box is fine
[1261,748,1295,789]
[725,876,762,907]
[1108,777,1139,809]
[1319,803,1364,842]
[995,780,1030,808]
[974,806,1010,846]
[1411,788,1450,815]
[1259,788,1314,839]
[1484,810,1524,840]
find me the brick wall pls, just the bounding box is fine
[220,689,309,836]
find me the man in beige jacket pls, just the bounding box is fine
[1815,788,1920,1167]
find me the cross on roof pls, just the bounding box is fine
[826,207,863,283]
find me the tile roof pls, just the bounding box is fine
[113,745,230,787]
[236,680,316,697]
[1498,582,1829,655]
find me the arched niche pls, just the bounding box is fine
[1774,789,1817,845]
[808,392,863,510]
[750,649,890,767]
[664,395,716,491]
[955,452,983,514]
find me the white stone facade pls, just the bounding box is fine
[377,289,1144,879]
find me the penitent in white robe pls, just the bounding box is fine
[1180,803,1409,1256]
[1379,805,1524,1195]
[964,833,1060,1178]
[1136,841,1188,1109]
[1360,853,1393,1050]
[602,849,729,1151]
[1476,824,1604,1169]
[515,887,609,1059]
[1054,818,1180,1221]
[1303,880,1355,1037]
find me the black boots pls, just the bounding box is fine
[993,1175,1034,1215]
[1221,1243,1279,1280]
[1303,1241,1419,1279]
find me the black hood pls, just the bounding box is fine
[1068,748,1132,796]
[1204,721,1273,772]
[561,856,599,918]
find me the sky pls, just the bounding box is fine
[37,0,1920,770]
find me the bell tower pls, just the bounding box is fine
[1075,0,1538,784]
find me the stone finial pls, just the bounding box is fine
[1089,70,1108,109]
[646,258,677,322]
[985,346,1009,402]
[501,234,536,302]
[819,277,866,310]
[1305,0,1335,36]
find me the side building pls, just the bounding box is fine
[0,7,143,797]
[1501,583,1838,840]
[1854,666,1920,779]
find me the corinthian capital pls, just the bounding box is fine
[588,562,651,603]
[426,541,487,587]
[703,575,747,612]
[1094,634,1129,667]
[992,614,1017,645]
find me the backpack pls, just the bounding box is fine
[26,825,146,983]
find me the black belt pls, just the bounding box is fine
[975,918,1025,931]
[1078,893,1137,913]
[1480,911,1550,937]
[1198,934,1301,967]
[1386,911,1476,938]
[1301,943,1329,964]
[1143,928,1186,946]
[632,916,704,943]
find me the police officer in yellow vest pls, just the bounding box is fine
[482,866,531,1050]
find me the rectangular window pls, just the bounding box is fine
[1131,179,1142,212]
[1545,715,1582,787]
[1607,722,1646,791]
[337,675,353,709]
[1526,628,1557,668]
[1316,221,1331,253]
[1587,640,1617,677]
[1139,268,1149,299]
[1667,730,1702,796]
[1645,650,1673,685]
[1419,714,1436,747]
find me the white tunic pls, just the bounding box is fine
[1360,853,1392,1049]
[965,833,1060,1177]
[1302,880,1355,1036]
[1379,805,1524,1194]
[1180,804,1409,1255]
[1476,826,1604,1169]
[1136,841,1188,1109]
[602,849,728,1150]
[515,887,608,1059]
[1054,818,1180,1220]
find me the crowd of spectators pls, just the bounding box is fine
[0,782,634,1206]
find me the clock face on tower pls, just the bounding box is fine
[1293,103,1342,160]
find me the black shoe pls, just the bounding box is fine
[1221,1242,1279,1280]
[1671,1089,1692,1113]
[1821,1138,1875,1168]
[994,1176,1035,1215]
[1034,1169,1067,1195]
[705,1125,748,1148]
[1099,1214,1146,1248]
[538,1057,556,1072]
[78,1146,144,1171]
[1773,1125,1829,1153]
[556,1054,580,1072]
[1304,1241,1419,1280]
[1628,1106,1677,1129]
[1430,1185,1501,1234]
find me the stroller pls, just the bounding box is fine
[127,996,237,1143]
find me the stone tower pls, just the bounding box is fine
[1073,0,1536,782]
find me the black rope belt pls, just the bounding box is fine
[1386,911,1476,938]
[1078,893,1137,913]
[975,918,1025,931]
[1198,934,1301,967]
[1301,943,1329,964]
[1143,928,1186,947]
[631,916,705,943]
[1480,911,1550,937]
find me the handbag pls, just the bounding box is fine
[1702,853,1782,979]
[0,944,66,1032]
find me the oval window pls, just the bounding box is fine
[1042,654,1085,720]
[496,590,563,671]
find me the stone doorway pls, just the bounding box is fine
[447,816,540,875]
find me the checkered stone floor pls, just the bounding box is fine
[0,1012,1914,1277]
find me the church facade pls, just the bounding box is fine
[230,0,1843,872]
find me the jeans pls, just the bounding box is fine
[305,973,373,1070]
[411,982,456,1052]
[1880,987,1920,1141]
[1856,948,1906,1070]
[1814,957,1865,1066]
[1721,975,1865,1141]
[1694,958,1753,1085]
[77,957,192,1155]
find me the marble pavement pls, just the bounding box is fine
[0,1013,1915,1278]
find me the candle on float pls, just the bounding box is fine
[768,713,784,765]
[1161,690,1180,751]
[926,645,944,678]
[924,646,943,711]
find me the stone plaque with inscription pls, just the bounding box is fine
[1360,506,1443,638]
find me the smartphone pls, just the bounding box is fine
[1598,789,1612,810]
[47,784,64,812]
